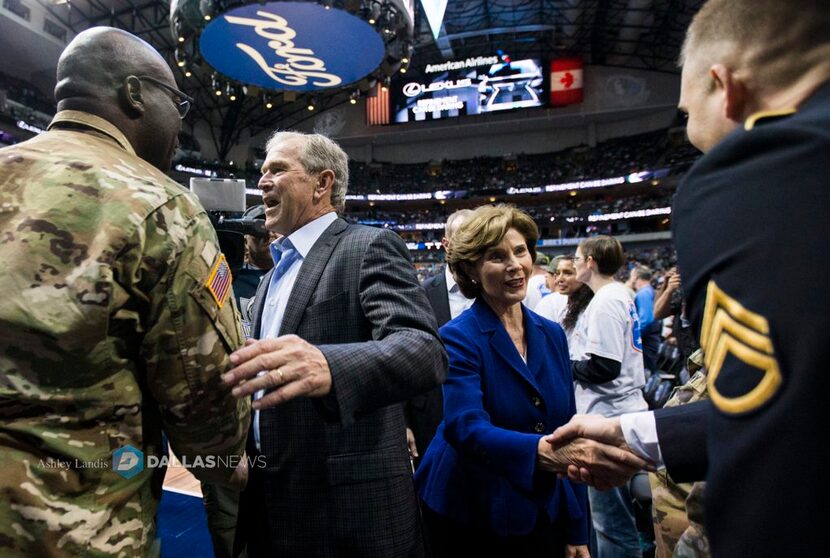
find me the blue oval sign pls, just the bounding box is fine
[200,2,385,92]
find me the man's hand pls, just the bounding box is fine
[664,269,682,294]
[549,414,627,448]
[542,414,655,490]
[567,544,591,558]
[405,427,419,459]
[221,335,332,410]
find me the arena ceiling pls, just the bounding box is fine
[25,0,704,156]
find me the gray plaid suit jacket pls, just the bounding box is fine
[238,217,447,557]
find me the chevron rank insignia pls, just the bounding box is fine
[700,281,782,414]
[205,253,233,308]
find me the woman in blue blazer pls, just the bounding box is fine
[416,205,590,557]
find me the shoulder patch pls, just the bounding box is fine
[205,253,233,308]
[700,281,782,414]
[744,108,797,131]
[201,242,219,267]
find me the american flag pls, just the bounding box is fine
[206,254,232,307]
[366,83,390,126]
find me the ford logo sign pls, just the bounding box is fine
[200,2,385,92]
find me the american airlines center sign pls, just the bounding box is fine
[200,2,386,91]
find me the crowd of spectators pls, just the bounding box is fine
[176,128,699,198]
[621,245,677,278]
[344,190,675,245]
[347,130,700,196]
[346,191,672,225]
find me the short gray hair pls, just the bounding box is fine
[265,131,349,211]
[633,265,652,281]
[444,209,473,240]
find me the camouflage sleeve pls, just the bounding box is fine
[128,197,250,485]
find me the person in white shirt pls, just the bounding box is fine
[524,252,552,309]
[534,256,568,323]
[535,256,594,356]
[570,235,648,558]
[550,3,830,556]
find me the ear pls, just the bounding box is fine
[461,261,480,284]
[314,169,335,201]
[122,75,146,116]
[441,236,450,250]
[710,64,748,123]
[586,255,599,272]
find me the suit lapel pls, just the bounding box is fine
[472,300,543,394]
[278,218,348,336]
[251,268,274,340]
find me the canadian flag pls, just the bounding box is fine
[550,58,584,107]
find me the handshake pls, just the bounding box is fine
[536,415,655,491]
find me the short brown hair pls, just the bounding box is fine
[681,0,830,92]
[447,205,538,299]
[579,236,624,277]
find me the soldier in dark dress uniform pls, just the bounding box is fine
[550,1,830,556]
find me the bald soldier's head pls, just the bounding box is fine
[678,0,830,152]
[55,27,184,171]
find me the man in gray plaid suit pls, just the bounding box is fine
[222,131,447,557]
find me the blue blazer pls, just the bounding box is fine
[416,298,588,544]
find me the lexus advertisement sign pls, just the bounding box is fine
[391,55,544,123]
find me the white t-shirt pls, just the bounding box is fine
[523,273,551,310]
[534,291,567,324]
[535,293,587,358]
[569,281,648,416]
[564,310,590,360]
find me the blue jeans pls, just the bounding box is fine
[589,485,642,558]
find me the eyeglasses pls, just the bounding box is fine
[138,75,194,119]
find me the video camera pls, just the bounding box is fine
[189,177,269,274]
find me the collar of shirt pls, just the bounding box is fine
[269,211,338,265]
[48,110,136,156]
[444,265,460,294]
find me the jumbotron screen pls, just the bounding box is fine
[391,55,545,123]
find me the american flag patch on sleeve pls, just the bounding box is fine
[205,253,233,308]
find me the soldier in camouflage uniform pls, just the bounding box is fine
[0,27,250,557]
[648,350,709,558]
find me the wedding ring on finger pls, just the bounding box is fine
[274,368,285,385]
